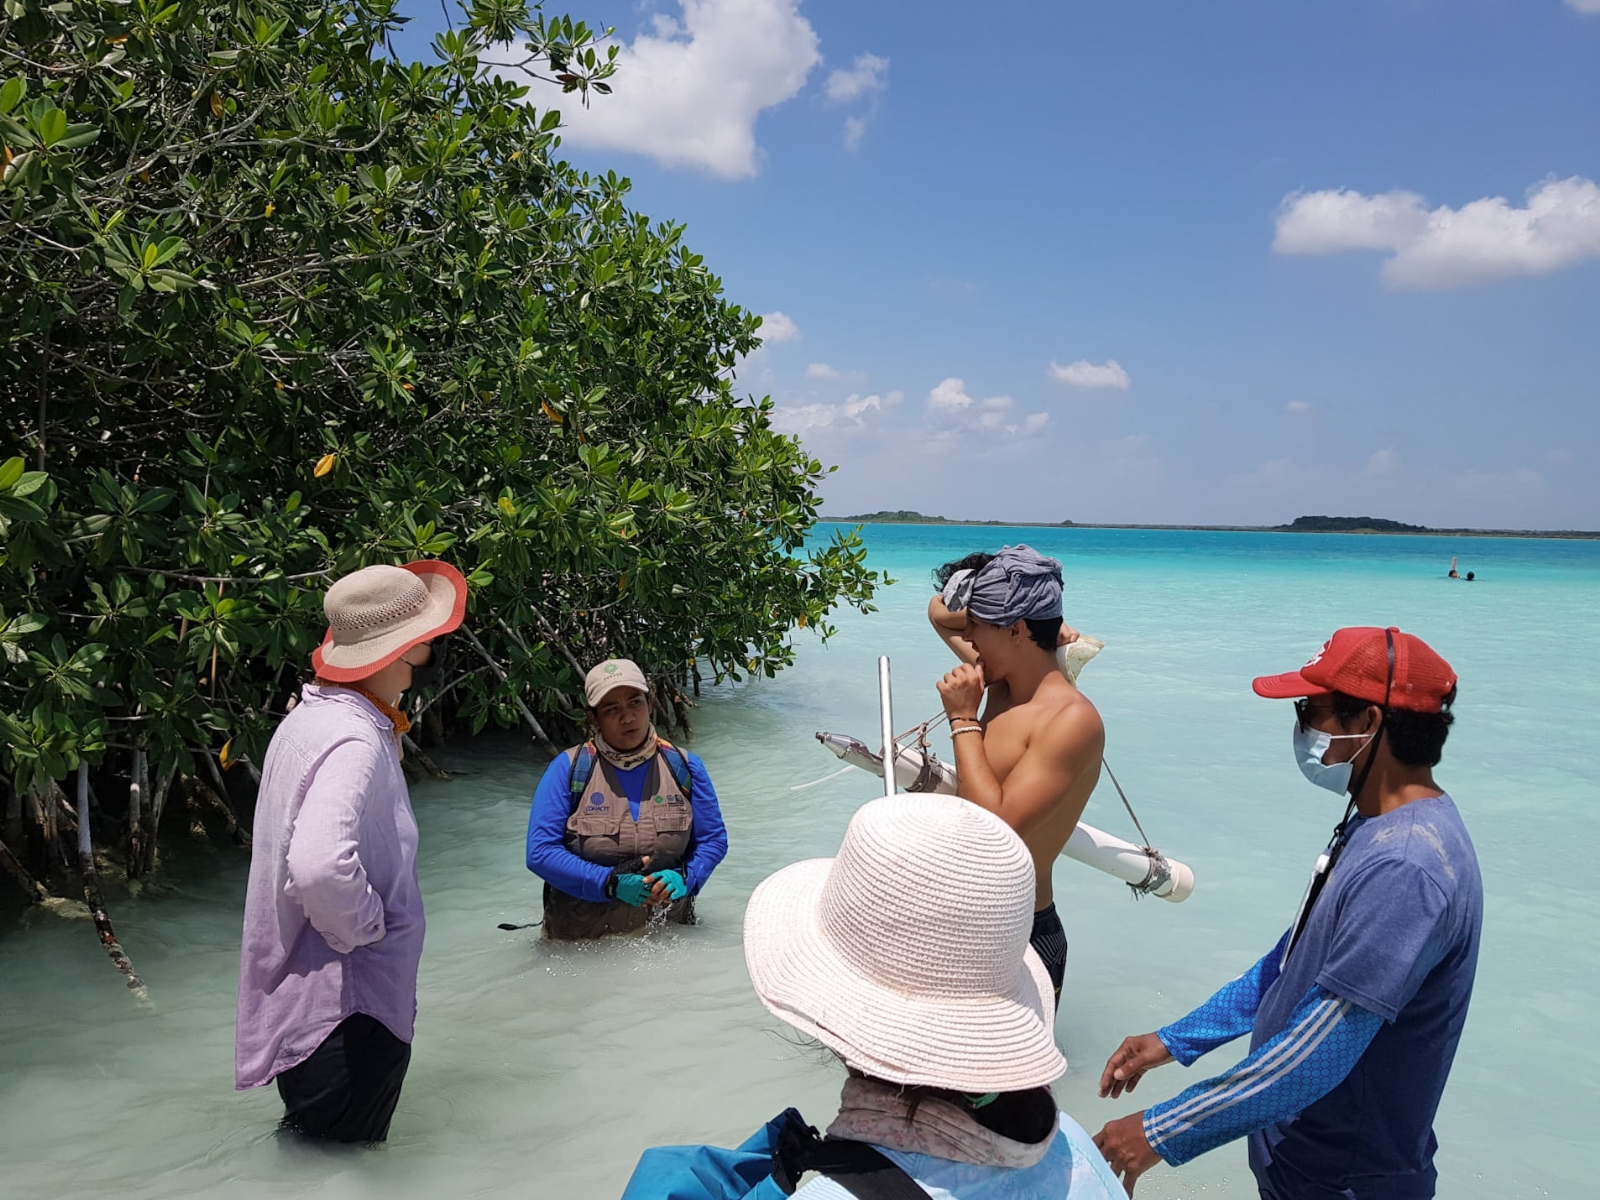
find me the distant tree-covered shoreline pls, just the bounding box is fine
[820,512,1598,538]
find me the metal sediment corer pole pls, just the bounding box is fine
[877,656,896,798]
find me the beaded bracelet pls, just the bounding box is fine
[950,723,984,737]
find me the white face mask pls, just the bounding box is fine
[1293,723,1374,794]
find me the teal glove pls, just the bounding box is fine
[610,873,650,907]
[651,869,689,902]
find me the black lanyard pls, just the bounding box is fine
[1281,801,1356,969]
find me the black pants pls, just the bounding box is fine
[1030,902,1068,1000]
[275,1013,411,1143]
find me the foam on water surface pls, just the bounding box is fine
[2,526,1596,1198]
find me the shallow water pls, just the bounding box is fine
[3,527,1597,1199]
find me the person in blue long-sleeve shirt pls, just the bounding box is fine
[526,657,728,939]
[1093,627,1481,1200]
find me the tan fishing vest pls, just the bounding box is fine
[542,746,696,939]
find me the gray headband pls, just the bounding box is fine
[947,545,1063,626]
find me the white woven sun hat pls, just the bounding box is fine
[311,560,467,683]
[744,793,1065,1093]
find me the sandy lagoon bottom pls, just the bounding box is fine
[3,526,1598,1199]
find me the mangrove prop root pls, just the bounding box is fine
[399,735,450,780]
[0,835,48,903]
[80,860,146,993]
[139,768,175,877]
[517,607,586,680]
[459,625,560,756]
[191,773,250,849]
[74,764,145,993]
[126,750,146,880]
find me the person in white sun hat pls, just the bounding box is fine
[236,560,466,1143]
[621,793,1123,1199]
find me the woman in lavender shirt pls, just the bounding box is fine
[236,560,466,1143]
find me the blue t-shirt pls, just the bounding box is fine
[1248,794,1482,1198]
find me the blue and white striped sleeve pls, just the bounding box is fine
[1142,983,1384,1167]
[1157,930,1289,1065]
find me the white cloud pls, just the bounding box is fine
[825,52,889,102]
[1274,189,1429,256]
[825,51,888,150]
[928,377,975,413]
[771,391,899,436]
[979,395,1013,428]
[1286,400,1313,414]
[521,0,820,179]
[805,362,839,379]
[760,311,801,342]
[1048,359,1131,391]
[1566,0,1600,13]
[1362,447,1401,478]
[925,379,1046,437]
[1274,177,1600,289]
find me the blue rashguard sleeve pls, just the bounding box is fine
[1158,930,1290,1065]
[525,754,613,903]
[1143,983,1384,1167]
[680,753,728,894]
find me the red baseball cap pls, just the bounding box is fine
[1252,626,1457,713]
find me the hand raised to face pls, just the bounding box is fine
[937,662,986,720]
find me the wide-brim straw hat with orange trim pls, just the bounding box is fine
[311,561,468,683]
[744,793,1065,1093]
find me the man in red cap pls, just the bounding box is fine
[1092,627,1482,1200]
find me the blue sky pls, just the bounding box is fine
[397,1,1600,529]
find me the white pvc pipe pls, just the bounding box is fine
[814,732,1194,902]
[876,656,896,798]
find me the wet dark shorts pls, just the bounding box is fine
[275,1013,412,1144]
[1030,903,1068,1000]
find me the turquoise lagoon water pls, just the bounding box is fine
[1,525,1596,1199]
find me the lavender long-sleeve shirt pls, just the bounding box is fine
[235,684,425,1089]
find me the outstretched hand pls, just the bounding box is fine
[937,662,986,720]
[1092,1113,1161,1196]
[1099,1033,1173,1099]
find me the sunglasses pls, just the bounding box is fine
[1293,698,1335,730]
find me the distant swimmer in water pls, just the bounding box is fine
[525,658,728,939]
[1465,571,1476,581]
[1447,557,1460,579]
[927,545,1104,1004]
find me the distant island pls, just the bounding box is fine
[821,511,1600,540]
[1272,515,1430,534]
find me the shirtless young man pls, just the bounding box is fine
[929,545,1105,999]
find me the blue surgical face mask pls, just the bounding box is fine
[1293,723,1374,794]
